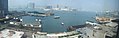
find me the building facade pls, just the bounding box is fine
[0,0,8,18]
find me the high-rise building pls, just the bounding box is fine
[57,4,59,8]
[27,3,35,9]
[45,6,52,9]
[0,0,8,18]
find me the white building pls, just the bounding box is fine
[0,29,24,38]
[32,31,80,38]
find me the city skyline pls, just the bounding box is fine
[8,0,119,12]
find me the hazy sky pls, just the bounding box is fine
[8,0,119,12]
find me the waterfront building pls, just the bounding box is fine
[32,31,80,38]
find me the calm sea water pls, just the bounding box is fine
[22,11,97,33]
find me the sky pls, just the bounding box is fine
[8,0,119,12]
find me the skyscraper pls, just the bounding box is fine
[27,3,35,9]
[0,0,8,18]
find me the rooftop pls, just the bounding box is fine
[0,29,24,38]
[78,22,117,38]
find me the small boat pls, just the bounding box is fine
[61,22,64,25]
[36,19,41,21]
[36,19,38,21]
[39,19,41,21]
[54,16,60,19]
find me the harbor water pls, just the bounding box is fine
[21,11,97,33]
